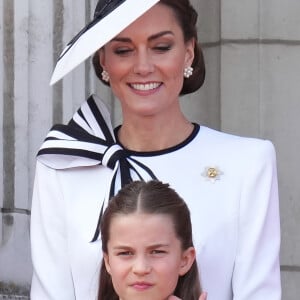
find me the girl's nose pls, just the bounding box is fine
[132,256,151,275]
[133,50,154,76]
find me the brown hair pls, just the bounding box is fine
[98,180,201,300]
[93,0,205,95]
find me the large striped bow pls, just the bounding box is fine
[37,94,157,240]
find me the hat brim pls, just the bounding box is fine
[50,0,160,85]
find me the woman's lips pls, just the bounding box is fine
[129,82,162,91]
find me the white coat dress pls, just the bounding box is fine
[30,95,281,300]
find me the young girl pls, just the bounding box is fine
[98,180,202,300]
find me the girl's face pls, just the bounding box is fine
[99,3,194,119]
[104,212,195,300]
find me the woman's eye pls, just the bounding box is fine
[154,44,172,52]
[114,48,132,55]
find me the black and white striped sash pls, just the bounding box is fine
[37,95,157,241]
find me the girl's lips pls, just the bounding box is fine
[130,282,154,291]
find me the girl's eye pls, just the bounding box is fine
[151,249,166,255]
[117,251,133,256]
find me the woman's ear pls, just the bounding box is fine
[99,48,106,69]
[185,38,195,67]
[178,247,196,276]
[103,253,111,274]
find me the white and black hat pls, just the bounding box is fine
[50,0,160,85]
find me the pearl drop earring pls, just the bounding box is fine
[101,70,110,82]
[184,66,193,78]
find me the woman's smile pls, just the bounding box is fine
[129,82,162,92]
[128,82,163,96]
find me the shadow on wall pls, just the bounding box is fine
[0,282,29,299]
[0,212,32,299]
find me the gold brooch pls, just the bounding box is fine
[202,166,223,183]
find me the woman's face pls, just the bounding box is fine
[99,3,194,118]
[103,212,195,300]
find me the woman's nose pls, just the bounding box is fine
[133,50,154,76]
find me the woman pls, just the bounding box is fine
[98,180,201,300]
[30,0,281,299]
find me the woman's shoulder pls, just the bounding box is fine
[200,126,274,146]
[198,126,276,160]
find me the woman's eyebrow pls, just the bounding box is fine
[148,30,174,41]
[111,30,174,43]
